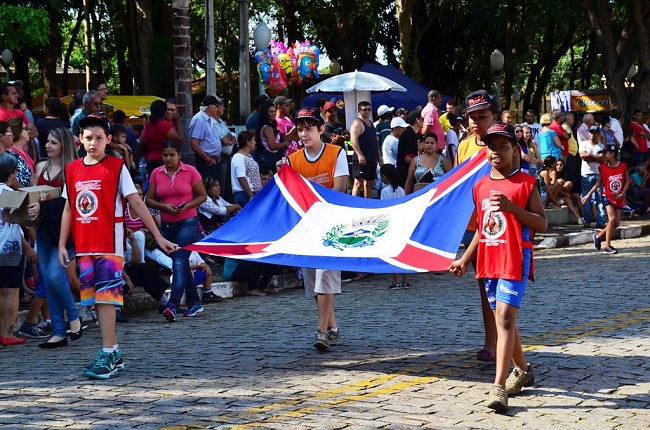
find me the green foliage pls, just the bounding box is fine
[0,6,51,50]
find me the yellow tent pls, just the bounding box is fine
[103,95,164,117]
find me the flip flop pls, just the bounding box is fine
[476,348,497,362]
[247,289,266,296]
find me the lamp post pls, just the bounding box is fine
[490,49,504,107]
[512,87,521,123]
[1,49,12,82]
[253,22,271,95]
[238,0,250,123]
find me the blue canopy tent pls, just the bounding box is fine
[301,63,450,114]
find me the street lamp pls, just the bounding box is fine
[490,49,504,107]
[512,87,521,123]
[1,49,12,82]
[253,22,271,95]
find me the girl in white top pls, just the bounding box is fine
[230,130,262,207]
[379,164,409,290]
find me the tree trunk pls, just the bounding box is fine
[172,0,193,162]
[90,3,103,77]
[63,7,84,96]
[396,0,422,83]
[128,0,153,94]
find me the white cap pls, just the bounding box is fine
[390,117,408,128]
[377,104,394,116]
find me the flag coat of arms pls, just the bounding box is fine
[187,149,491,273]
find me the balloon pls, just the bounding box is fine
[277,53,292,82]
[268,62,288,97]
[254,48,271,65]
[298,51,317,79]
[258,62,272,87]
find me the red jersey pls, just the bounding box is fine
[64,156,125,254]
[473,170,537,281]
[631,121,648,153]
[599,161,628,208]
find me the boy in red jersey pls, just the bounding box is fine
[583,144,630,254]
[58,115,177,379]
[448,122,547,412]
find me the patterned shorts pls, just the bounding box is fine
[78,255,125,306]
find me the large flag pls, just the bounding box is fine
[187,149,491,273]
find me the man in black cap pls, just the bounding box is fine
[190,95,226,179]
[246,94,270,132]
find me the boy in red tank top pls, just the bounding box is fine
[448,122,547,412]
[582,144,630,254]
[58,115,177,379]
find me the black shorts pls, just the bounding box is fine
[353,159,378,180]
[0,261,23,288]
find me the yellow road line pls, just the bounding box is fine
[230,307,650,428]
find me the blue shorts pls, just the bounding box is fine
[602,195,624,209]
[193,268,207,286]
[482,248,531,309]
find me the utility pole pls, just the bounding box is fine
[205,0,216,96]
[238,0,250,124]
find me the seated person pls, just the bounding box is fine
[188,251,221,303]
[223,258,278,296]
[629,163,650,214]
[539,156,582,224]
[198,178,241,231]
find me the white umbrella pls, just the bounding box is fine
[306,70,407,130]
[306,70,407,93]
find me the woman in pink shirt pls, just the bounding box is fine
[139,100,183,176]
[146,141,207,321]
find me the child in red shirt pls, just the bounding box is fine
[448,122,547,412]
[583,144,630,254]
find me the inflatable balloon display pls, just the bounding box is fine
[254,39,320,91]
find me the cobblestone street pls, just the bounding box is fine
[1,236,649,429]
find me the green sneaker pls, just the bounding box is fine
[505,363,534,396]
[85,350,118,379]
[83,349,125,372]
[486,384,508,412]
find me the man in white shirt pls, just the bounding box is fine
[519,109,542,144]
[609,109,624,147]
[382,117,407,166]
[579,125,606,228]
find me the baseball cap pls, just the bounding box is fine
[323,101,337,112]
[295,107,324,124]
[482,122,516,145]
[465,90,497,113]
[79,114,109,132]
[599,143,618,154]
[390,117,408,129]
[201,95,223,107]
[273,96,292,106]
[589,125,599,133]
[377,104,394,116]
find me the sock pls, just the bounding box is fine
[329,327,338,333]
[159,295,169,306]
[103,348,113,353]
[112,344,119,351]
[204,288,213,294]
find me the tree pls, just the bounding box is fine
[584,0,650,115]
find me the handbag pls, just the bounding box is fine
[0,223,22,266]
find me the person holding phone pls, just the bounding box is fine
[146,141,207,322]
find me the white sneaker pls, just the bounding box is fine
[577,217,584,226]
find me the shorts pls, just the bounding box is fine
[78,255,125,306]
[602,194,624,209]
[193,268,207,287]
[0,260,23,288]
[303,268,341,298]
[353,159,378,180]
[482,248,531,309]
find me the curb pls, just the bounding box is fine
[536,223,650,250]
